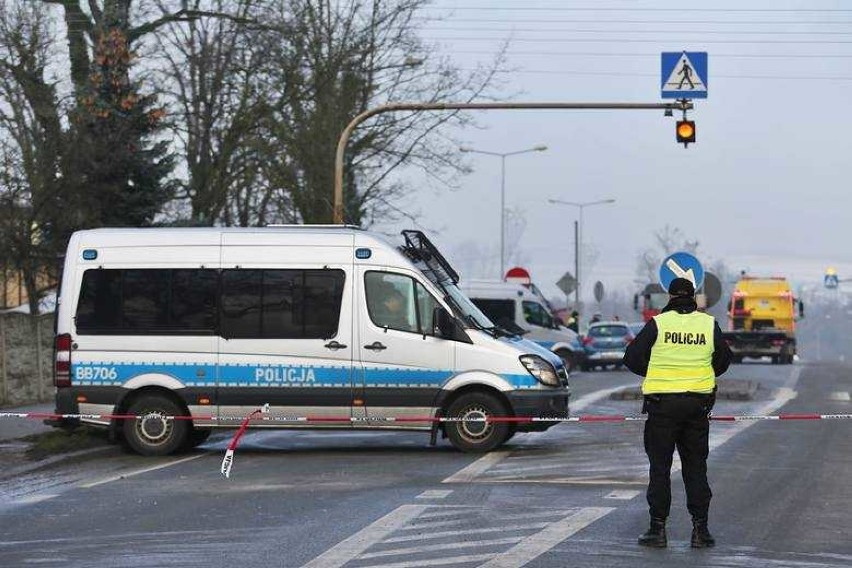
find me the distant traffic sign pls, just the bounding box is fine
[661,52,708,99]
[702,272,723,308]
[505,267,531,285]
[593,281,605,303]
[556,271,577,296]
[825,267,839,289]
[659,252,705,291]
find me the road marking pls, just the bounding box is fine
[415,489,453,500]
[830,391,851,402]
[79,454,205,488]
[604,489,641,500]
[442,450,512,483]
[356,536,524,560]
[491,461,578,475]
[703,380,800,457]
[482,477,646,486]
[442,383,634,484]
[416,508,473,520]
[401,517,466,530]
[356,554,496,568]
[382,523,550,544]
[301,504,428,568]
[478,507,614,568]
[12,494,59,505]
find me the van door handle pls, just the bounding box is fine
[364,341,387,351]
[324,341,348,351]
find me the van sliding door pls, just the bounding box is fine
[216,241,354,427]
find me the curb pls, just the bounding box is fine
[609,380,759,402]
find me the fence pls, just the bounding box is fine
[0,312,55,407]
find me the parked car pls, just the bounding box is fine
[581,321,635,371]
[629,321,646,337]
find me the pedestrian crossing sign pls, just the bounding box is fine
[661,52,708,99]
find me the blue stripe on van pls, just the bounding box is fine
[71,362,542,389]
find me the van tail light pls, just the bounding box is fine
[583,336,594,346]
[54,334,72,388]
[771,339,785,347]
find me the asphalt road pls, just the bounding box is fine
[1,362,851,567]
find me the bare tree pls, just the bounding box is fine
[0,0,63,313]
[256,0,504,225]
[635,225,700,285]
[153,0,286,226]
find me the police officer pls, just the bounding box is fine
[623,277,732,549]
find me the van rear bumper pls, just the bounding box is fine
[508,389,570,432]
[43,388,80,429]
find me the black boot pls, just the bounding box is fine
[691,518,716,548]
[638,517,667,548]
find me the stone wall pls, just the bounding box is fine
[0,313,55,407]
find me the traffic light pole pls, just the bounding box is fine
[333,100,693,224]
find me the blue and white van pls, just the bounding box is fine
[460,280,585,372]
[50,227,570,455]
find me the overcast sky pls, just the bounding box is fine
[378,0,852,303]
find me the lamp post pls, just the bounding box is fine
[547,198,616,311]
[460,145,548,276]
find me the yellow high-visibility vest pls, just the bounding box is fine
[643,311,716,394]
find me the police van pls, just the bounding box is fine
[51,227,570,455]
[460,280,585,372]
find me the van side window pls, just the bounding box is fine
[76,269,217,334]
[365,272,439,335]
[220,269,345,339]
[523,301,552,327]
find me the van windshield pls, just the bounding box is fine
[444,283,495,329]
[399,230,495,330]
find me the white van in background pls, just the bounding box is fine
[49,227,570,455]
[460,280,585,373]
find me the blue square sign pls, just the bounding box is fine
[661,52,708,99]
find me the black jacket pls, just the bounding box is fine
[623,296,733,378]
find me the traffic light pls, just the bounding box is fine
[676,120,695,147]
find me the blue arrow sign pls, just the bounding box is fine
[661,52,708,99]
[659,252,705,291]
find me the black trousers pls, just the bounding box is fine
[644,394,713,521]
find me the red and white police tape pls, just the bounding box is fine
[4,411,852,423]
[3,409,851,479]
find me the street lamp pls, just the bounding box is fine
[548,198,616,311]
[460,144,548,276]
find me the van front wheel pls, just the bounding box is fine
[445,392,511,453]
[123,394,190,456]
[555,349,575,373]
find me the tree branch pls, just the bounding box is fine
[128,9,255,43]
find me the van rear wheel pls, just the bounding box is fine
[123,394,190,456]
[445,392,511,453]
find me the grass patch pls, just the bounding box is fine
[23,426,110,460]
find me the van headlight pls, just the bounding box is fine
[519,355,560,387]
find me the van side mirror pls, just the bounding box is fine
[433,306,470,343]
[633,294,639,311]
[798,300,805,319]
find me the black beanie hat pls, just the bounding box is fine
[668,277,696,297]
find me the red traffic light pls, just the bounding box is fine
[676,120,696,146]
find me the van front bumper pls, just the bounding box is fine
[508,389,570,432]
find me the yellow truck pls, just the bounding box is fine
[723,276,804,364]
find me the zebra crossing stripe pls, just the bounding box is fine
[478,507,614,568]
[301,505,428,568]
